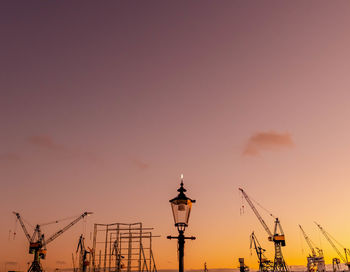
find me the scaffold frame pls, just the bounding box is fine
[91,223,158,272]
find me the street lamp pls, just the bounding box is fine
[167,175,196,272]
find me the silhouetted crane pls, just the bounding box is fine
[13,212,92,272]
[76,234,91,272]
[250,231,273,272]
[239,188,288,272]
[299,225,325,272]
[315,222,350,271]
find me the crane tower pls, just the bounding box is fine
[239,188,288,272]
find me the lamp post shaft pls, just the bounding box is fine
[167,231,195,272]
[178,230,185,272]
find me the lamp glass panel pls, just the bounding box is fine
[171,199,192,226]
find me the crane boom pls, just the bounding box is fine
[299,225,316,257]
[250,232,267,259]
[315,222,346,263]
[44,212,92,246]
[77,235,84,253]
[13,212,31,242]
[251,232,262,251]
[239,188,273,238]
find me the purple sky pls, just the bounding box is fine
[2,1,350,270]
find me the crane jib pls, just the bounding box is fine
[239,188,274,239]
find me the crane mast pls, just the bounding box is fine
[239,188,288,272]
[315,222,350,270]
[13,211,92,272]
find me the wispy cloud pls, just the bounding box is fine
[27,135,98,162]
[28,135,62,150]
[131,158,150,170]
[243,131,294,156]
[0,153,21,161]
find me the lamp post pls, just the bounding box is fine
[167,175,196,272]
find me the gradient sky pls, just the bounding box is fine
[2,1,350,271]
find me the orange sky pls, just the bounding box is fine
[2,1,350,271]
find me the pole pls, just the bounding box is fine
[167,230,195,272]
[178,230,185,272]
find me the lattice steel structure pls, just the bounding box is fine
[91,223,158,272]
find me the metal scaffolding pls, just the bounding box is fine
[91,223,158,272]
